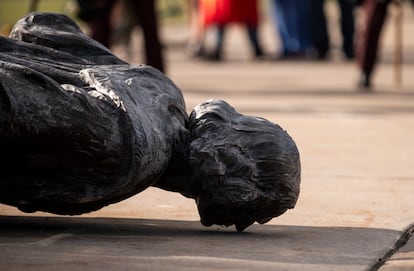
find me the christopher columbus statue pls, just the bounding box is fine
[0,12,300,232]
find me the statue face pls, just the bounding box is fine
[196,190,290,232]
[196,192,256,232]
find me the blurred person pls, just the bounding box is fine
[271,0,313,59]
[356,0,413,89]
[29,0,39,12]
[77,0,165,73]
[311,0,356,60]
[124,0,165,72]
[77,0,116,48]
[198,0,264,61]
[187,0,206,57]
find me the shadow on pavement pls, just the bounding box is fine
[0,215,401,271]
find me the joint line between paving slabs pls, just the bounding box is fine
[367,222,414,271]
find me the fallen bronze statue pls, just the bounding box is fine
[0,12,301,232]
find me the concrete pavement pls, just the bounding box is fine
[1,2,414,270]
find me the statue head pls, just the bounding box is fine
[189,99,301,231]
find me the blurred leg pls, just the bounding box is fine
[338,0,355,59]
[310,0,329,59]
[77,0,116,48]
[357,0,390,88]
[246,24,264,57]
[130,0,165,72]
[296,0,313,53]
[210,24,225,60]
[272,0,290,55]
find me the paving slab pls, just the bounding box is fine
[1,2,414,271]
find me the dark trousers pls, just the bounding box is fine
[273,0,313,55]
[128,0,165,73]
[357,0,391,76]
[311,0,355,58]
[77,0,116,48]
[213,24,263,59]
[78,0,165,73]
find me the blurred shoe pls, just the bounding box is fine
[253,49,267,61]
[316,50,329,60]
[358,72,372,90]
[254,47,264,57]
[187,42,204,58]
[272,51,309,61]
[306,48,330,61]
[344,50,355,61]
[203,51,222,61]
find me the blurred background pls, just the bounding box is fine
[1,0,413,90]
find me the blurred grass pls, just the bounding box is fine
[0,0,190,24]
[0,0,73,35]
[0,0,72,25]
[0,0,188,36]
[158,0,189,24]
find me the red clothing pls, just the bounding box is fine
[200,0,259,27]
